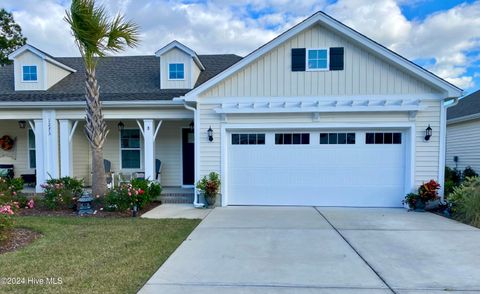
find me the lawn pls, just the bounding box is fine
[0,216,200,294]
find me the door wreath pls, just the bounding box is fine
[0,135,15,151]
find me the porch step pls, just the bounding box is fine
[159,192,194,204]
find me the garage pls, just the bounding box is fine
[226,130,407,207]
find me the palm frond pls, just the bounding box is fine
[106,14,140,52]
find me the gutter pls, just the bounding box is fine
[0,100,185,109]
[181,100,205,208]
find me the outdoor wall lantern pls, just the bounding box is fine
[117,121,125,131]
[207,126,214,142]
[424,125,432,141]
[18,120,27,129]
[189,121,194,132]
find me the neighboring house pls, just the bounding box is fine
[446,89,480,172]
[0,12,462,207]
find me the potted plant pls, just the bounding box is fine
[196,172,221,207]
[403,179,440,211]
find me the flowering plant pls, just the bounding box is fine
[41,177,84,210]
[103,179,160,212]
[403,179,440,210]
[0,204,15,243]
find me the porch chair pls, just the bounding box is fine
[155,159,162,183]
[104,159,115,189]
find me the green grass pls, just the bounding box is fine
[0,216,200,294]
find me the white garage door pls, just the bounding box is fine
[227,130,406,207]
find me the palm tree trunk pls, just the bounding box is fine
[84,67,108,197]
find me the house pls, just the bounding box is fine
[446,89,480,172]
[0,12,462,207]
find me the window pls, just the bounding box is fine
[22,65,38,81]
[320,133,355,145]
[366,132,402,144]
[28,129,36,168]
[232,134,265,145]
[168,63,185,80]
[120,129,141,169]
[307,49,328,70]
[275,133,310,145]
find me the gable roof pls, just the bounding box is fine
[185,11,463,100]
[447,89,480,122]
[0,54,241,103]
[8,44,77,73]
[155,40,205,71]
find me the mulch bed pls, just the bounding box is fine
[0,228,42,254]
[16,201,161,218]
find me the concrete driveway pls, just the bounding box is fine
[139,207,480,294]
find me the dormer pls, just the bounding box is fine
[155,41,205,89]
[8,44,76,91]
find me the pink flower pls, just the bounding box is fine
[128,192,132,196]
[12,191,16,196]
[27,199,35,209]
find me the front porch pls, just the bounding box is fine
[0,106,197,203]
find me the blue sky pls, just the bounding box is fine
[3,0,480,95]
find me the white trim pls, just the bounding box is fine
[184,12,462,100]
[439,97,459,199]
[153,120,163,140]
[155,40,205,71]
[167,63,186,81]
[220,122,415,207]
[9,44,77,73]
[447,113,480,125]
[0,100,186,108]
[180,127,195,186]
[306,48,329,71]
[69,121,78,142]
[33,119,44,192]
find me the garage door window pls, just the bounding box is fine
[366,132,402,144]
[320,133,355,144]
[232,134,265,145]
[275,133,310,145]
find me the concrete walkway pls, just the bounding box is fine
[139,207,480,294]
[141,204,212,219]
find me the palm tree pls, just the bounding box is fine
[65,0,139,196]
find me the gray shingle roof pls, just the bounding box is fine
[0,54,242,102]
[447,90,480,121]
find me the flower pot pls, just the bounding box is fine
[205,194,216,207]
[414,200,426,212]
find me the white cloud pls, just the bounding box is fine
[2,0,479,90]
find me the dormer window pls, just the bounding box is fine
[22,65,38,82]
[168,63,185,80]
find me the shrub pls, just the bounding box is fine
[0,204,15,243]
[103,179,161,212]
[0,177,25,208]
[403,179,440,210]
[449,177,480,228]
[196,172,221,197]
[463,166,478,180]
[41,177,84,210]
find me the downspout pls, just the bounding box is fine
[182,101,205,208]
[438,97,459,200]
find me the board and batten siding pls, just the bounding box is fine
[446,119,480,172]
[14,51,45,91]
[160,48,200,89]
[198,99,441,190]
[200,24,440,98]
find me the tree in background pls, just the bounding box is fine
[65,0,139,197]
[0,9,27,66]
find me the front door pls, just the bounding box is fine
[182,128,195,186]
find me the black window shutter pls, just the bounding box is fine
[329,47,344,71]
[291,48,306,72]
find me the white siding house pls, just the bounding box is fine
[446,90,480,172]
[0,12,462,207]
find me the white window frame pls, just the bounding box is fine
[27,128,36,169]
[21,65,39,83]
[306,48,329,71]
[168,63,185,80]
[119,128,143,170]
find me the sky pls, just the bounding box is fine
[2,0,480,95]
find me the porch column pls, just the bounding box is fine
[143,120,155,180]
[59,120,78,177]
[42,110,59,180]
[33,119,45,192]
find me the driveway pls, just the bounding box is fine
[139,207,480,294]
